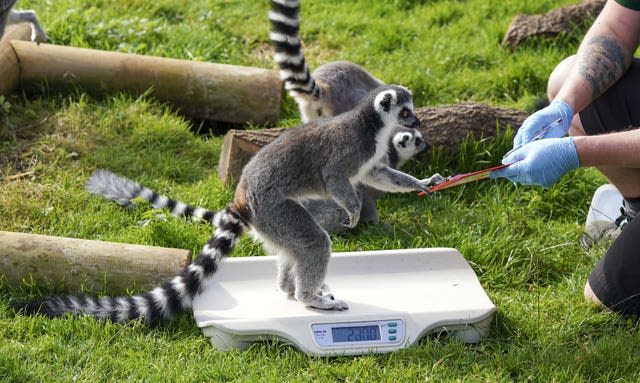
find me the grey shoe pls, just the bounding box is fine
[580,184,638,249]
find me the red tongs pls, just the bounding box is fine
[418,163,512,196]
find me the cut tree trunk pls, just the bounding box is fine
[6,40,283,125]
[502,0,605,48]
[0,231,192,294]
[217,103,528,184]
[217,128,286,183]
[413,103,527,154]
[0,23,32,97]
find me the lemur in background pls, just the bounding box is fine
[269,0,433,229]
[12,86,444,322]
[0,0,48,43]
[268,0,383,121]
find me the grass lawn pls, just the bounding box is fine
[2,0,640,382]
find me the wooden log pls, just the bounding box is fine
[414,103,527,154]
[216,104,528,184]
[217,128,286,184]
[0,231,192,294]
[10,40,283,125]
[502,0,605,48]
[0,23,33,97]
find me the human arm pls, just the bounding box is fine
[512,1,640,148]
[491,128,640,187]
[573,128,640,168]
[556,0,640,112]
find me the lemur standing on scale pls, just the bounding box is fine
[268,0,436,230]
[0,0,48,43]
[12,86,444,322]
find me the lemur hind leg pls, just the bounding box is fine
[277,255,296,296]
[254,200,348,310]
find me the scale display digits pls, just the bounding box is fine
[331,325,380,343]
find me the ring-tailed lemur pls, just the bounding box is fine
[11,85,443,322]
[0,0,48,43]
[269,0,434,231]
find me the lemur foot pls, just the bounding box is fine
[317,284,334,300]
[298,291,349,311]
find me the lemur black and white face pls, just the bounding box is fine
[374,86,420,130]
[392,129,429,167]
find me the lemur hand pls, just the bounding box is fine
[342,209,361,228]
[490,137,579,188]
[419,173,446,192]
[512,100,573,148]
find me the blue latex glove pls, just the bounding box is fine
[490,137,579,188]
[513,100,574,148]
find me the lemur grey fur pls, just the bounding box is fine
[0,0,48,43]
[11,86,443,322]
[303,126,430,233]
[269,0,435,230]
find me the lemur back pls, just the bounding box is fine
[12,86,441,323]
[269,0,383,122]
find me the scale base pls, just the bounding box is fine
[193,248,496,356]
[201,315,494,352]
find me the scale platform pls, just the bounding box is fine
[193,248,496,356]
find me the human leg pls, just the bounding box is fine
[585,215,640,315]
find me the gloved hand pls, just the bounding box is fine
[512,100,574,148]
[490,137,579,188]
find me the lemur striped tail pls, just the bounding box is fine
[86,169,217,224]
[11,207,246,323]
[268,0,319,98]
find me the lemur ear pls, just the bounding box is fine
[379,93,393,112]
[374,89,398,114]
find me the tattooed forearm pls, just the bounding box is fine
[577,35,630,100]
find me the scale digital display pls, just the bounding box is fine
[331,325,380,343]
[312,319,404,348]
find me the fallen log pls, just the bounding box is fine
[502,0,605,48]
[1,39,283,125]
[0,23,32,97]
[414,103,527,154]
[216,104,528,184]
[0,231,192,294]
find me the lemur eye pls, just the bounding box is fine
[401,109,409,118]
